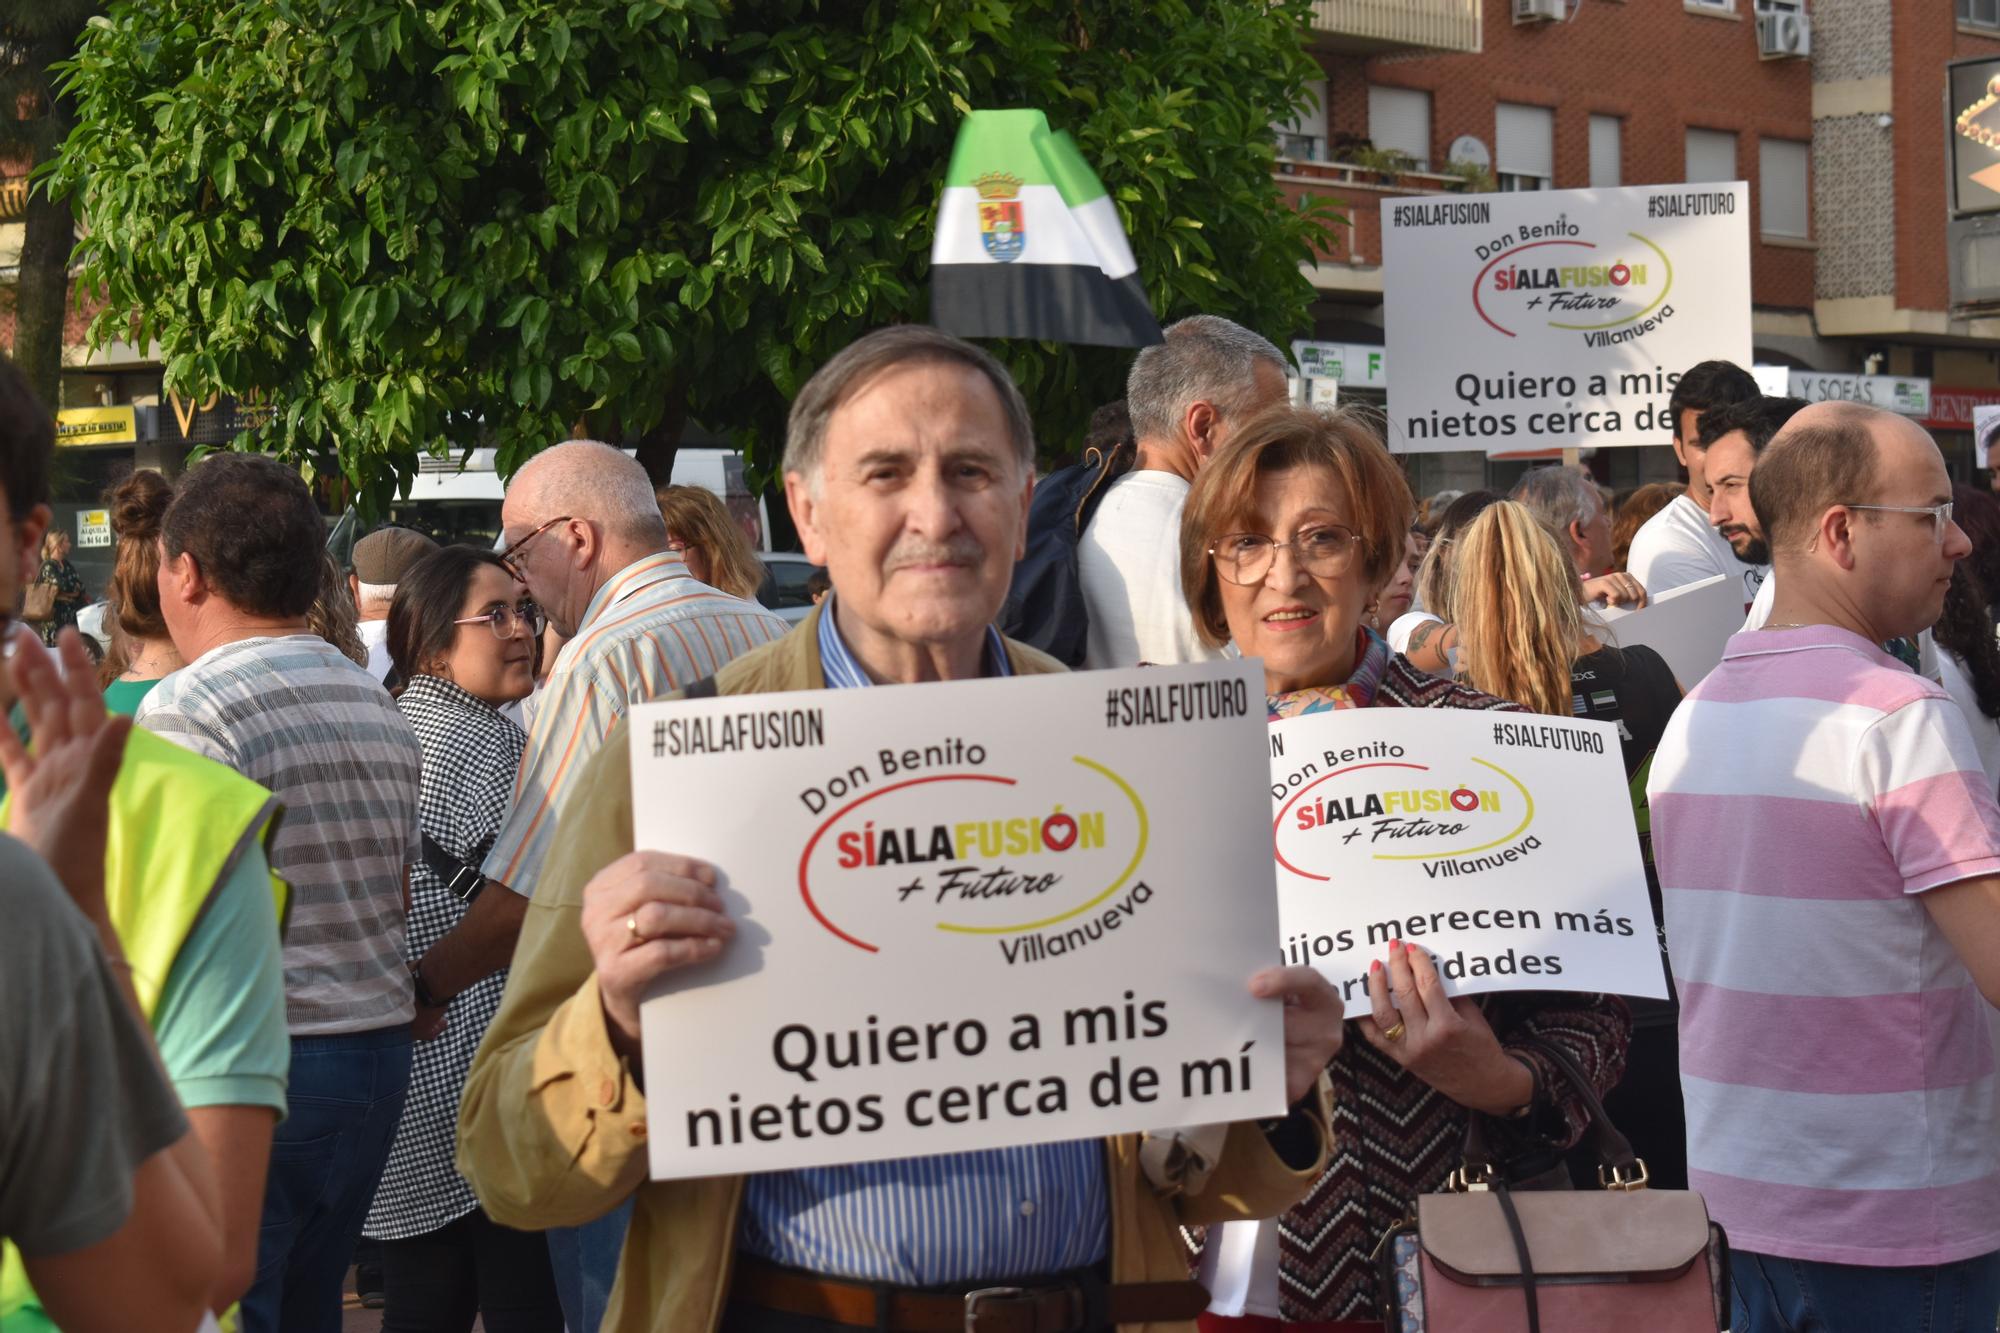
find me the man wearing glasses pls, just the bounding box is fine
[428,439,785,1331]
[1649,401,2000,1333]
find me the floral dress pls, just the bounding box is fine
[35,558,85,645]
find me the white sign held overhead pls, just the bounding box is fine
[629,660,1288,1179]
[1381,183,1752,453]
[1269,709,1667,1006]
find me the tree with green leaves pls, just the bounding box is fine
[53,0,1332,512]
[2,2,95,411]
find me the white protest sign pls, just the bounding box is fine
[631,659,1286,1179]
[1382,183,1751,453]
[1595,573,1743,689]
[1269,709,1666,1006]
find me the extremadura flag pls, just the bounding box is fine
[930,109,1163,348]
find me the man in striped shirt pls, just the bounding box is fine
[1649,402,2000,1332]
[409,439,784,1329]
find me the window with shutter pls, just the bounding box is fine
[1589,115,1622,189]
[1685,127,1738,184]
[1497,103,1554,192]
[1368,86,1432,170]
[1759,137,1809,238]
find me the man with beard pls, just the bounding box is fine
[1700,396,1808,570]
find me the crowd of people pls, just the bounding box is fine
[1,312,1998,1333]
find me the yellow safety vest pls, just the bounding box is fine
[0,726,287,1332]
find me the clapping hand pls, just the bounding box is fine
[0,628,130,920]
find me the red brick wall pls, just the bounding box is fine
[1892,10,2000,311]
[1310,0,1814,308]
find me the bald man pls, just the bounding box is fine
[410,440,785,1331]
[1649,403,2000,1333]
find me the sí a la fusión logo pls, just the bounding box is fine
[1272,743,1542,883]
[798,751,1153,965]
[1469,213,1675,349]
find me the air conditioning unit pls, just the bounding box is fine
[1514,0,1565,21]
[1757,11,1812,59]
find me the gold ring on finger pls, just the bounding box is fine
[627,912,643,944]
[1382,1020,1407,1043]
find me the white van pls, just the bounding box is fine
[381,446,773,552]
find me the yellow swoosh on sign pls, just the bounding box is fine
[936,755,1149,935]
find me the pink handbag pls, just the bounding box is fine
[1377,1042,1729,1333]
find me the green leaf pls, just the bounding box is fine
[577,240,609,285]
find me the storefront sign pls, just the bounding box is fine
[1382,183,1751,451]
[1269,708,1667,1005]
[1786,371,1931,418]
[1925,386,2000,432]
[75,509,112,549]
[54,405,137,446]
[1291,341,1387,389]
[629,660,1287,1179]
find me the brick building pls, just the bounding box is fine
[1283,0,2000,494]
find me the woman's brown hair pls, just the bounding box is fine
[106,469,173,640]
[1179,405,1414,649]
[655,484,765,601]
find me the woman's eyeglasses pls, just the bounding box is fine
[453,602,547,641]
[1208,525,1363,586]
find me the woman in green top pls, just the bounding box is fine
[98,470,183,715]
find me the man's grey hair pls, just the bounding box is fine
[354,580,397,607]
[1125,315,1287,445]
[1510,464,1603,535]
[509,439,669,547]
[784,326,1035,489]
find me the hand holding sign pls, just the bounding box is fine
[1251,965,1347,1105]
[583,850,736,1063]
[1356,941,1533,1117]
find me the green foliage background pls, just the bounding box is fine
[52,0,1334,512]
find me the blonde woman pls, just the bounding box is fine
[654,484,764,600]
[1446,500,1689,1190]
[32,527,86,645]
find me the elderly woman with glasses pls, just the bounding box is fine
[365,544,563,1332]
[1178,405,1631,1332]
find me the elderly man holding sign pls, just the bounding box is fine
[458,327,1346,1333]
[1174,404,1633,1329]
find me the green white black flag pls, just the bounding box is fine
[930,109,1163,348]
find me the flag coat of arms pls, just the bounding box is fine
[931,109,1163,347]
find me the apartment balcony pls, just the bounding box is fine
[1276,149,1484,296]
[1308,0,1481,55]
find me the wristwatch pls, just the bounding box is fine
[412,960,449,1010]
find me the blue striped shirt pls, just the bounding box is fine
[734,603,1110,1285]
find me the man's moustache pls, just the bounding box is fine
[885,541,984,571]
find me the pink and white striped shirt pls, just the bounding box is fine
[1649,625,2000,1266]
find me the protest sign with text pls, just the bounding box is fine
[1270,708,1667,1006]
[1596,574,1743,690]
[630,659,1285,1179]
[1382,183,1751,453]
